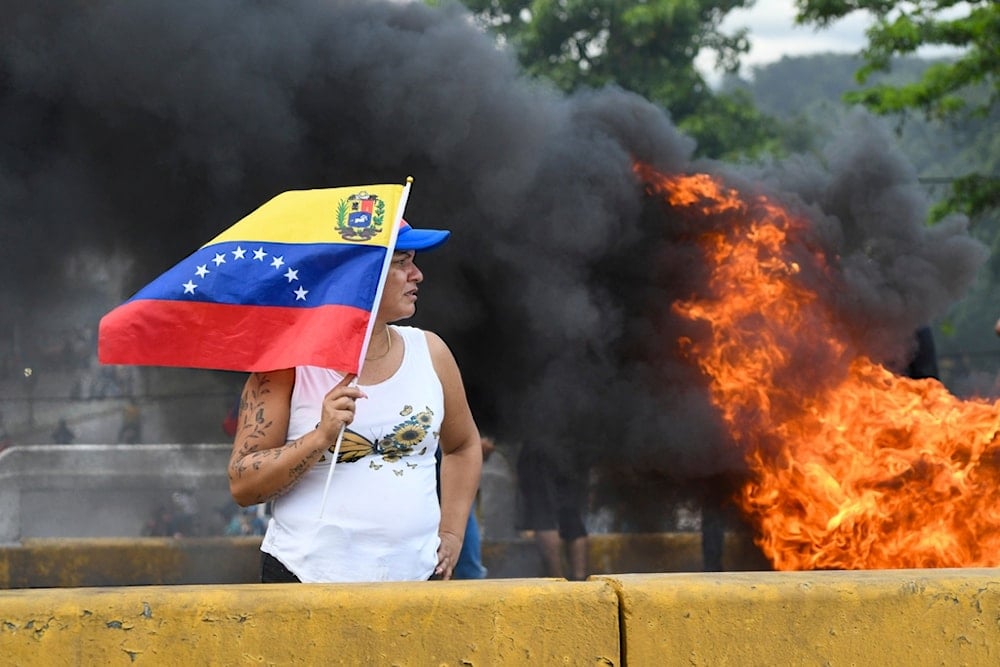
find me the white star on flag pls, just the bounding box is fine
[176,244,316,305]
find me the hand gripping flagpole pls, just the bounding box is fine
[318,177,413,519]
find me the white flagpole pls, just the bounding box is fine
[318,421,350,519]
[318,177,413,519]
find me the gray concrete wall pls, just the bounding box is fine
[0,441,521,545]
[0,444,232,543]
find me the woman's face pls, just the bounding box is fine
[376,250,423,323]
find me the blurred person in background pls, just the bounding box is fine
[516,443,589,581]
[450,435,495,580]
[118,398,142,443]
[905,325,939,380]
[0,411,13,452]
[52,418,75,444]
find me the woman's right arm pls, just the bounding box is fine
[228,369,363,506]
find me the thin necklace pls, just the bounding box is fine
[365,326,392,361]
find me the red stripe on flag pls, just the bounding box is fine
[98,299,372,373]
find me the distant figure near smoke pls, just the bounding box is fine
[52,418,75,444]
[118,399,142,443]
[0,411,12,452]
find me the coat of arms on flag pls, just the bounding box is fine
[338,191,386,241]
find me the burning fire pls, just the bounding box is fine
[637,163,1000,570]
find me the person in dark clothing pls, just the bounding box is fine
[905,326,939,380]
[515,444,589,580]
[52,418,75,444]
[118,398,142,443]
[0,411,12,452]
[700,474,740,572]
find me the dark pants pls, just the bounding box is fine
[261,552,300,583]
[261,552,440,582]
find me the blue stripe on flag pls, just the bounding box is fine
[129,241,386,310]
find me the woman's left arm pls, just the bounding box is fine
[427,330,483,580]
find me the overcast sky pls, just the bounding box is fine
[697,0,872,83]
[701,0,966,83]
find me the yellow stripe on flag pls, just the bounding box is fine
[207,184,406,247]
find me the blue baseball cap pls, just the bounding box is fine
[395,218,450,252]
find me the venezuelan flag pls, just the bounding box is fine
[98,182,409,373]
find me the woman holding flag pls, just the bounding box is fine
[227,220,483,583]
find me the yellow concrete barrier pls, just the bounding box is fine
[3,567,999,665]
[604,569,1000,666]
[0,579,621,665]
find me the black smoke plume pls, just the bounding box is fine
[1,1,987,515]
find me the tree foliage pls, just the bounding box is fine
[794,0,1000,218]
[453,0,785,159]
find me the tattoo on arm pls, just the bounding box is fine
[229,373,334,501]
[272,450,318,498]
[231,430,325,501]
[232,375,277,461]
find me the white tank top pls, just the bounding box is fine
[261,325,444,582]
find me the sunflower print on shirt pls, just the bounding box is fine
[320,405,434,467]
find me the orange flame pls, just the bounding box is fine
[638,163,1000,570]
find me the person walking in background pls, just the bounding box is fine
[0,411,12,452]
[450,435,495,580]
[118,398,142,443]
[905,325,939,380]
[51,418,75,444]
[227,219,482,583]
[515,442,589,581]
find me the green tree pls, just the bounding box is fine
[794,0,1000,218]
[454,0,785,159]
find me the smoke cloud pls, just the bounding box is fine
[1,0,987,496]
